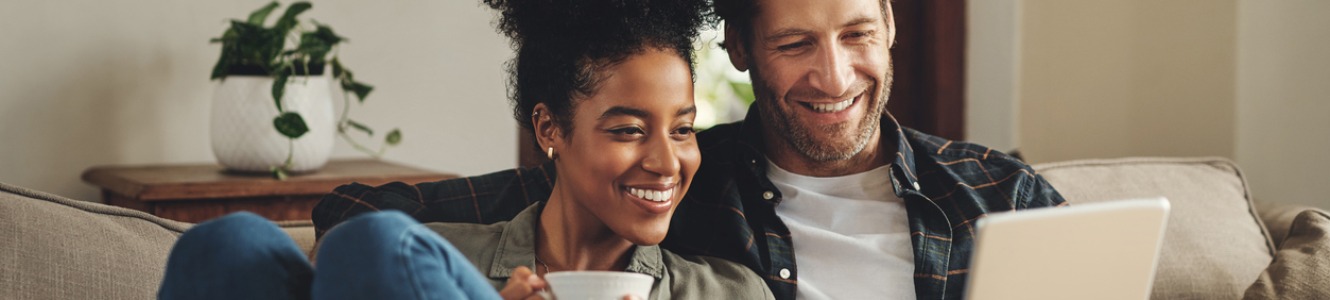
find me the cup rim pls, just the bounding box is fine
[544,271,654,281]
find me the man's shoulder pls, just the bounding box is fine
[313,163,554,237]
[902,127,1032,171]
[902,127,1064,210]
[697,120,746,150]
[420,163,555,195]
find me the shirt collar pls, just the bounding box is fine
[734,106,923,196]
[488,202,666,280]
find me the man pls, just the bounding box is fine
[314,0,1064,299]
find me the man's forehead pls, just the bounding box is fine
[748,0,888,32]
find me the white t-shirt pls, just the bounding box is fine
[768,160,916,300]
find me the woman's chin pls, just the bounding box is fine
[626,236,666,246]
[618,226,669,246]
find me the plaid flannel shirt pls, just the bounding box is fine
[312,108,1067,300]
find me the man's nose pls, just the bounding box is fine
[808,43,855,98]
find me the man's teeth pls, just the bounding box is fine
[810,98,854,113]
[628,187,673,202]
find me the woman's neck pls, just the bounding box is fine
[536,185,634,273]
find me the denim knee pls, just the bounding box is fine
[160,212,313,300]
[313,210,498,300]
[172,212,302,264]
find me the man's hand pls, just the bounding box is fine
[499,266,549,300]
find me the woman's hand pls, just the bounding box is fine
[499,266,549,300]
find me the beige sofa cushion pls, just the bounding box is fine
[1244,209,1330,299]
[1034,157,1276,299]
[0,181,189,299]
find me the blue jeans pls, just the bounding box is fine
[159,211,500,300]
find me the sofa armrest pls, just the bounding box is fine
[1255,201,1325,247]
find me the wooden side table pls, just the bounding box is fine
[82,159,457,223]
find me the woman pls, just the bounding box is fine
[158,0,773,299]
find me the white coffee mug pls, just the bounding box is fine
[543,271,654,300]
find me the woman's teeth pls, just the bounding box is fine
[628,187,673,202]
[810,98,854,113]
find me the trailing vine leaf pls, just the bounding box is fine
[347,119,374,136]
[385,129,402,146]
[273,112,309,138]
[344,81,373,102]
[247,2,280,25]
[331,58,344,78]
[272,72,289,111]
[273,2,312,36]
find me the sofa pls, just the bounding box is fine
[1,157,1325,299]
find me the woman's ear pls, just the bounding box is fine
[531,103,562,158]
[724,25,749,72]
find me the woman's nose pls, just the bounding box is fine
[641,136,681,176]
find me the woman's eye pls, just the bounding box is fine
[609,127,645,136]
[672,126,696,138]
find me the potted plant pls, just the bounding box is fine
[209,1,401,179]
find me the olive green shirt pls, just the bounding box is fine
[425,203,774,300]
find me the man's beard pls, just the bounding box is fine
[753,63,892,162]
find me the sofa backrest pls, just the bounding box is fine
[0,181,189,299]
[1034,157,1275,299]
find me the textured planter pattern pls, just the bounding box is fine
[211,76,335,173]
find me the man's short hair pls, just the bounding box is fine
[714,0,891,49]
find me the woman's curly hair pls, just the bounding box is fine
[482,0,712,132]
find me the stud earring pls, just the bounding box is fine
[546,147,555,160]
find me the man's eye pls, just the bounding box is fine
[777,42,809,52]
[844,30,874,41]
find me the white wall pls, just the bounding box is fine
[1017,0,1237,164]
[0,0,516,201]
[967,0,1329,207]
[965,0,1022,152]
[1236,0,1330,207]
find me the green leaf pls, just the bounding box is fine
[274,2,312,35]
[210,49,232,80]
[297,24,342,63]
[385,129,402,146]
[247,2,280,25]
[308,23,343,45]
[225,21,283,66]
[331,58,345,78]
[273,112,310,138]
[272,72,289,111]
[295,34,332,61]
[347,119,374,136]
[344,81,373,102]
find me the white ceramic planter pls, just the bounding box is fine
[210,75,335,173]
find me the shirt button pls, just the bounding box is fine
[779,268,791,279]
[912,182,921,191]
[762,191,775,200]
